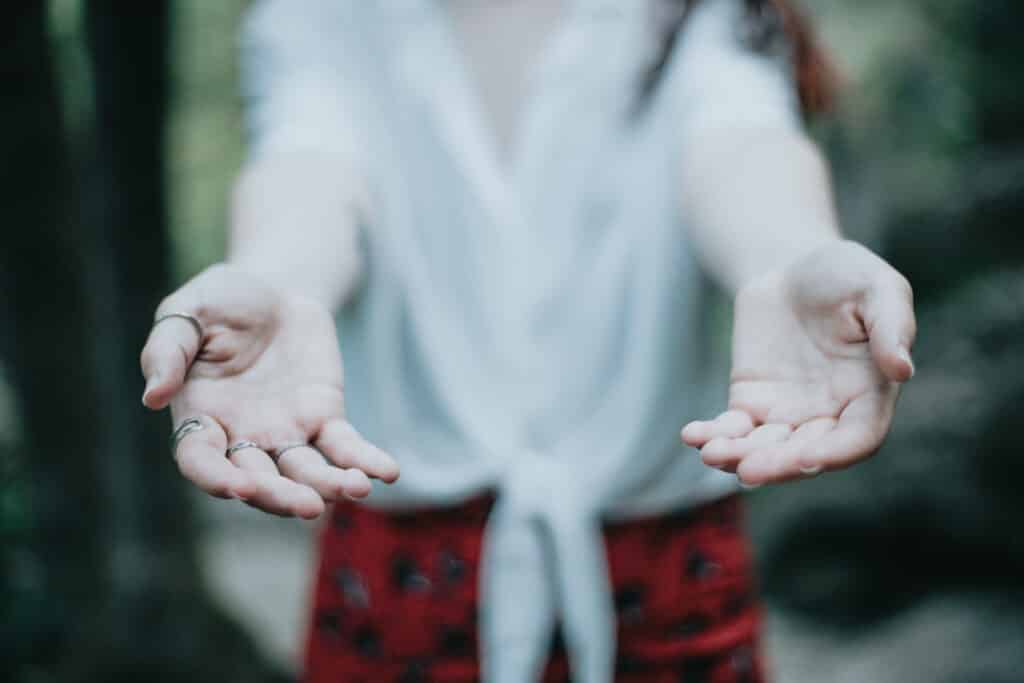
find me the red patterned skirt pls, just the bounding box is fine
[303,494,766,682]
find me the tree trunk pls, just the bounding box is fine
[0,0,106,671]
[3,3,287,681]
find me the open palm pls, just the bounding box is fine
[141,265,397,518]
[682,241,916,485]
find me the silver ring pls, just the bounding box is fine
[272,443,314,462]
[226,440,262,458]
[153,312,204,344]
[170,416,205,456]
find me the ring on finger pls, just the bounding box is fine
[272,443,317,463]
[170,416,205,456]
[226,440,262,458]
[152,311,204,345]
[170,416,206,457]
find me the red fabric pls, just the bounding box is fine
[303,494,766,683]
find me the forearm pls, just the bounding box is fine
[228,151,365,310]
[680,126,842,294]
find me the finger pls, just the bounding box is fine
[789,417,840,475]
[317,420,400,483]
[738,387,896,485]
[801,388,897,471]
[681,410,755,448]
[864,272,916,383]
[229,445,325,519]
[276,445,373,500]
[735,417,836,485]
[141,311,204,410]
[174,415,255,499]
[701,423,793,470]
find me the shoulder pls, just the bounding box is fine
[661,0,802,135]
[676,0,791,74]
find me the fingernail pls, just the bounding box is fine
[800,465,823,476]
[899,347,915,379]
[142,373,162,403]
[738,480,762,490]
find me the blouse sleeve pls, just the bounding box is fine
[238,0,366,168]
[664,0,803,139]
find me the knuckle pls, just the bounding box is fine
[155,291,185,319]
[876,270,912,301]
[894,272,914,299]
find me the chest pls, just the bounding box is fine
[443,0,565,165]
[374,1,668,235]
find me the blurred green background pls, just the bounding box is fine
[3,1,1023,681]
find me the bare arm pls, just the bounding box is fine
[228,151,365,310]
[680,126,841,294]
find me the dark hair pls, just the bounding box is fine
[641,0,837,117]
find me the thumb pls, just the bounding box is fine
[864,272,917,383]
[140,312,204,409]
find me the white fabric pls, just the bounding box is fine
[240,1,801,680]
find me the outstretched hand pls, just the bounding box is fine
[682,241,916,486]
[141,264,398,518]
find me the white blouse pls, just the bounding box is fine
[240,1,801,680]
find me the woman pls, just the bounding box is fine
[140,0,916,681]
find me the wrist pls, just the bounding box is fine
[734,238,861,314]
[730,233,844,295]
[201,262,331,324]
[224,253,349,312]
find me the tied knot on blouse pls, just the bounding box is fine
[483,450,614,682]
